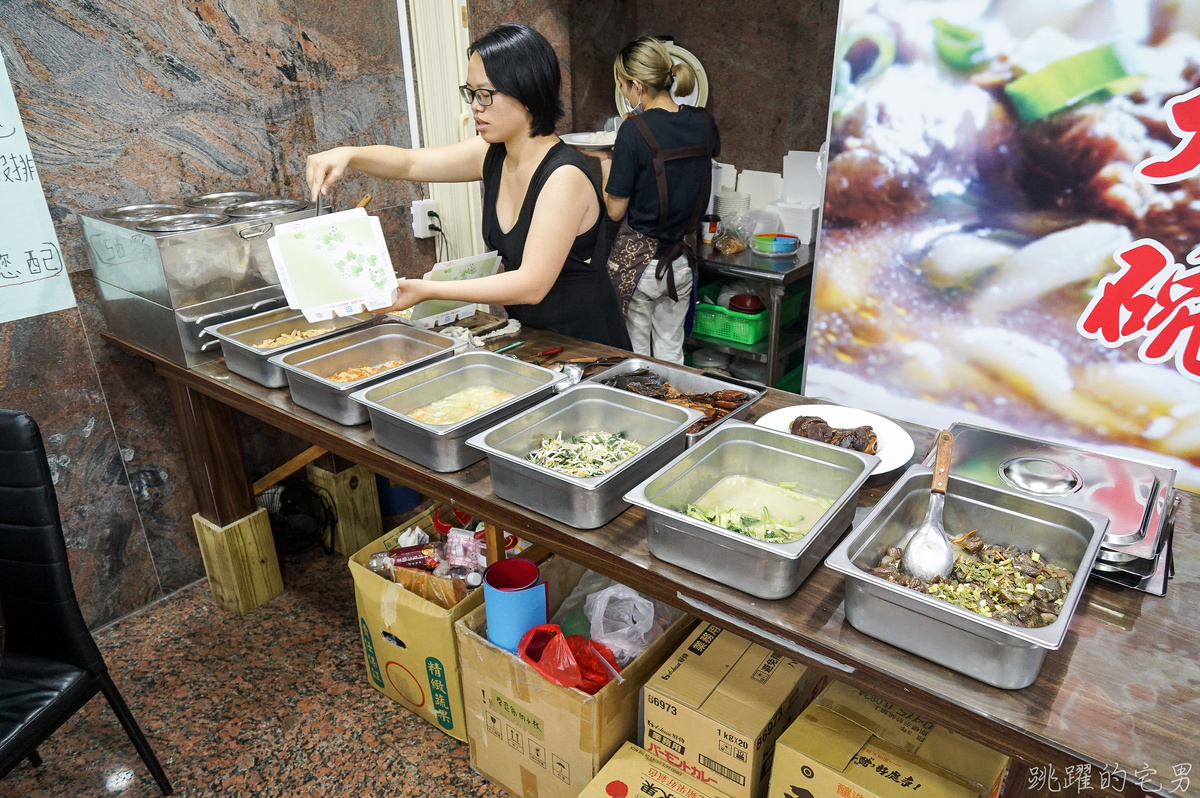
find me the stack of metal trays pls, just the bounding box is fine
[350,351,570,471]
[465,383,703,529]
[203,307,377,388]
[270,322,465,425]
[923,423,1177,596]
[584,358,764,446]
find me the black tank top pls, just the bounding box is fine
[482,142,631,348]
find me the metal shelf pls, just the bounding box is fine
[685,330,806,363]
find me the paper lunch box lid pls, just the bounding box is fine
[269,208,399,323]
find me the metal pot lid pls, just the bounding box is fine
[998,456,1082,496]
[223,198,309,218]
[185,190,265,210]
[99,203,188,221]
[135,213,230,232]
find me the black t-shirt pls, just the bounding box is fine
[605,105,721,245]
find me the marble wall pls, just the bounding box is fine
[1,0,433,628]
[2,0,842,629]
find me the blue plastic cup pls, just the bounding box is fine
[482,557,548,653]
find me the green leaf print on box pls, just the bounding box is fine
[275,214,394,308]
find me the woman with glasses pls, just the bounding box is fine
[581,37,718,363]
[305,24,630,348]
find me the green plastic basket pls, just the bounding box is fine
[694,284,769,345]
[693,306,769,346]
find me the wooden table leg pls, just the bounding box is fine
[165,376,282,614]
[483,522,507,565]
[165,377,256,526]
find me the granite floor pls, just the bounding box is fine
[0,545,510,798]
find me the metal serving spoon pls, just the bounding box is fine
[900,429,956,582]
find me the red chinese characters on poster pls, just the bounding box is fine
[1077,87,1200,383]
[806,0,1200,488]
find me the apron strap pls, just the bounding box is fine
[627,108,717,302]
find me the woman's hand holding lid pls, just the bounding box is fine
[305,147,355,202]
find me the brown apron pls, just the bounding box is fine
[607,109,716,315]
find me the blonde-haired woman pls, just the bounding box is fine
[583,37,719,363]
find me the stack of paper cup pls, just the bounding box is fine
[714,190,750,218]
[767,200,819,244]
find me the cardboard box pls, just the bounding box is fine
[456,556,695,798]
[642,623,825,798]
[767,681,1011,798]
[581,742,735,798]
[348,502,484,742]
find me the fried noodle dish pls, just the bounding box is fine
[328,360,404,383]
[254,328,333,349]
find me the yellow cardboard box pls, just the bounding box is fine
[456,556,696,798]
[581,742,735,798]
[767,681,1010,798]
[642,623,825,798]
[348,502,484,742]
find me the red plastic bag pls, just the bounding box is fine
[518,624,622,695]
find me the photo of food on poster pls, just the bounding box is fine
[806,0,1200,488]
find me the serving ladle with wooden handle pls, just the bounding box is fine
[900,430,956,582]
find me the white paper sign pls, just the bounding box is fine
[0,50,76,323]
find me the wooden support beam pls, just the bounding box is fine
[483,521,506,565]
[252,445,327,495]
[306,462,382,556]
[193,508,283,615]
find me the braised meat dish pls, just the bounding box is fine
[788,415,879,454]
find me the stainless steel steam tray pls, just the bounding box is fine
[584,359,764,446]
[625,421,878,600]
[826,465,1108,690]
[270,322,464,426]
[465,383,703,529]
[204,307,377,388]
[350,351,569,471]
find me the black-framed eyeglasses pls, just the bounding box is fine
[459,85,501,106]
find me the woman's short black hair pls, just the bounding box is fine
[468,24,564,137]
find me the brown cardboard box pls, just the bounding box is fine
[767,681,1010,798]
[581,742,736,798]
[348,502,483,742]
[456,556,695,798]
[642,623,825,798]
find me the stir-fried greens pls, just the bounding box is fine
[873,530,1074,629]
[526,431,642,478]
[685,504,807,543]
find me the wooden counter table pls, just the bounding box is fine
[103,327,1199,798]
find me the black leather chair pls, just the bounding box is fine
[0,409,173,794]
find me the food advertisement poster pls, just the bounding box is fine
[0,50,76,324]
[807,0,1200,488]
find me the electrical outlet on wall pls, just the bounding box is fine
[411,199,439,239]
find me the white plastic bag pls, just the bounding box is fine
[584,584,681,666]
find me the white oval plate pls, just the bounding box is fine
[560,131,616,150]
[754,405,916,475]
